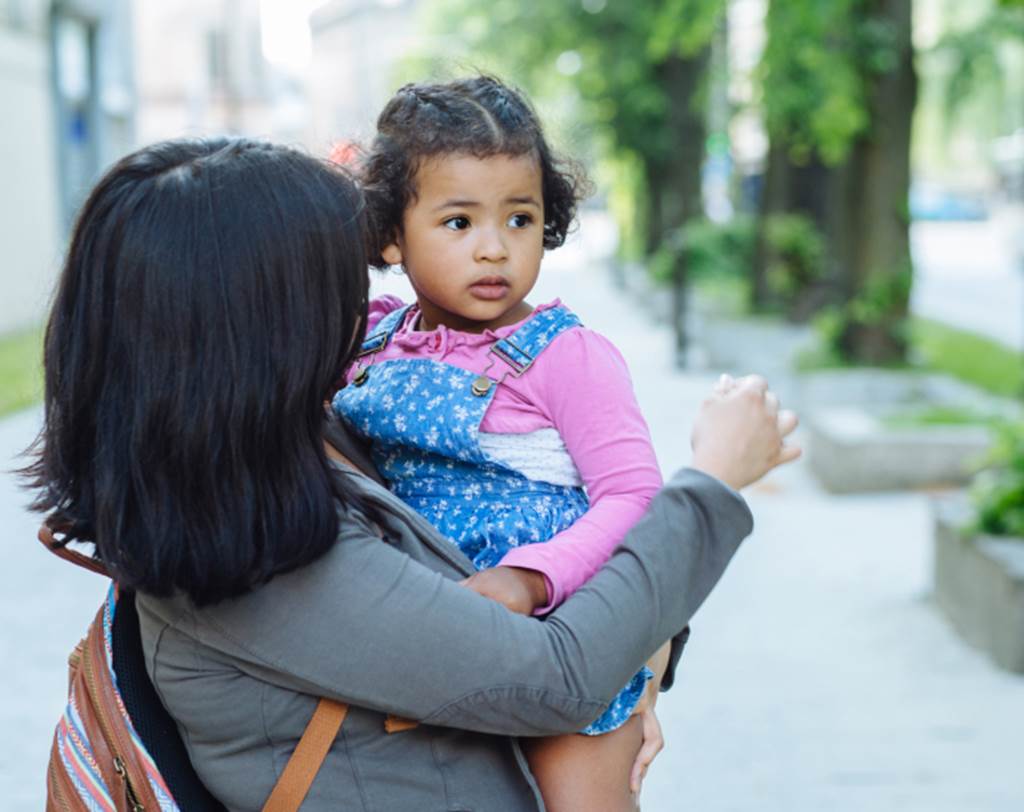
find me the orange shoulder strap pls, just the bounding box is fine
[39,523,350,812]
[262,698,349,811]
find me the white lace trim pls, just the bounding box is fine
[477,428,583,487]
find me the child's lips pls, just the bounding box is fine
[468,276,510,300]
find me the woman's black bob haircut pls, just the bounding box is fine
[24,137,373,606]
[361,75,591,268]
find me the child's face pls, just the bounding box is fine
[382,153,545,333]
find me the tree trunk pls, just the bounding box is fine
[642,161,666,257]
[752,140,789,310]
[837,0,917,364]
[649,47,710,366]
[658,50,709,236]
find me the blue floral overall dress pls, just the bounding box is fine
[333,303,652,735]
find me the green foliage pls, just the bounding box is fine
[762,213,825,299]
[932,4,1024,127]
[760,0,864,164]
[910,318,1024,398]
[649,216,756,285]
[760,0,918,164]
[647,0,723,59]
[813,263,912,362]
[413,0,725,166]
[971,422,1024,538]
[0,326,43,417]
[846,264,912,327]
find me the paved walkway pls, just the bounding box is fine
[3,222,1023,809]
[911,210,1024,351]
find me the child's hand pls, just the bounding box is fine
[460,566,549,615]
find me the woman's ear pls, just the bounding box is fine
[381,242,403,267]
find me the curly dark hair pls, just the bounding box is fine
[361,75,590,269]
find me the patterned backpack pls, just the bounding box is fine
[40,524,348,812]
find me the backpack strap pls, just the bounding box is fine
[262,698,350,812]
[40,522,350,811]
[38,523,110,577]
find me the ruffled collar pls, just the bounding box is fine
[390,299,564,350]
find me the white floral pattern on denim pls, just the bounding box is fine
[333,304,652,735]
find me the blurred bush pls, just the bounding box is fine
[649,216,755,287]
[972,422,1024,537]
[763,213,827,321]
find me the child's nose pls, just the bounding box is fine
[473,226,508,262]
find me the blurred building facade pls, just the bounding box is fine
[133,0,306,146]
[307,0,424,151]
[0,0,133,334]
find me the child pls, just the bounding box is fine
[333,76,671,811]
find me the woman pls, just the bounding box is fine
[27,138,798,810]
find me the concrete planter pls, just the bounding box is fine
[806,409,992,493]
[801,369,1016,493]
[933,498,1024,673]
[693,307,814,377]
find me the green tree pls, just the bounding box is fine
[411,0,725,256]
[933,0,1024,131]
[758,0,917,363]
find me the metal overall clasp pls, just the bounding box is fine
[471,337,535,397]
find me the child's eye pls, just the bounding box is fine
[442,216,471,231]
[508,213,533,229]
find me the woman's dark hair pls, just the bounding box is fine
[24,137,372,606]
[362,75,591,268]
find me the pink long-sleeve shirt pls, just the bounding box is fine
[350,296,663,612]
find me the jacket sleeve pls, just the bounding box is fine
[179,468,752,737]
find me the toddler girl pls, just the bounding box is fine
[333,76,671,811]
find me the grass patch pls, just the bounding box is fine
[793,341,916,373]
[910,318,1024,399]
[0,326,44,417]
[795,316,1023,400]
[881,405,994,429]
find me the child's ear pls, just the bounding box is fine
[381,241,403,267]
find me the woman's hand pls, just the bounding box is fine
[690,373,800,490]
[460,566,549,615]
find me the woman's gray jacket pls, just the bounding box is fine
[136,425,754,811]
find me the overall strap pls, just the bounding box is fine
[470,305,582,397]
[490,304,583,375]
[357,304,414,359]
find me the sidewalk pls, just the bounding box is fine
[0,409,109,810]
[3,225,1022,809]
